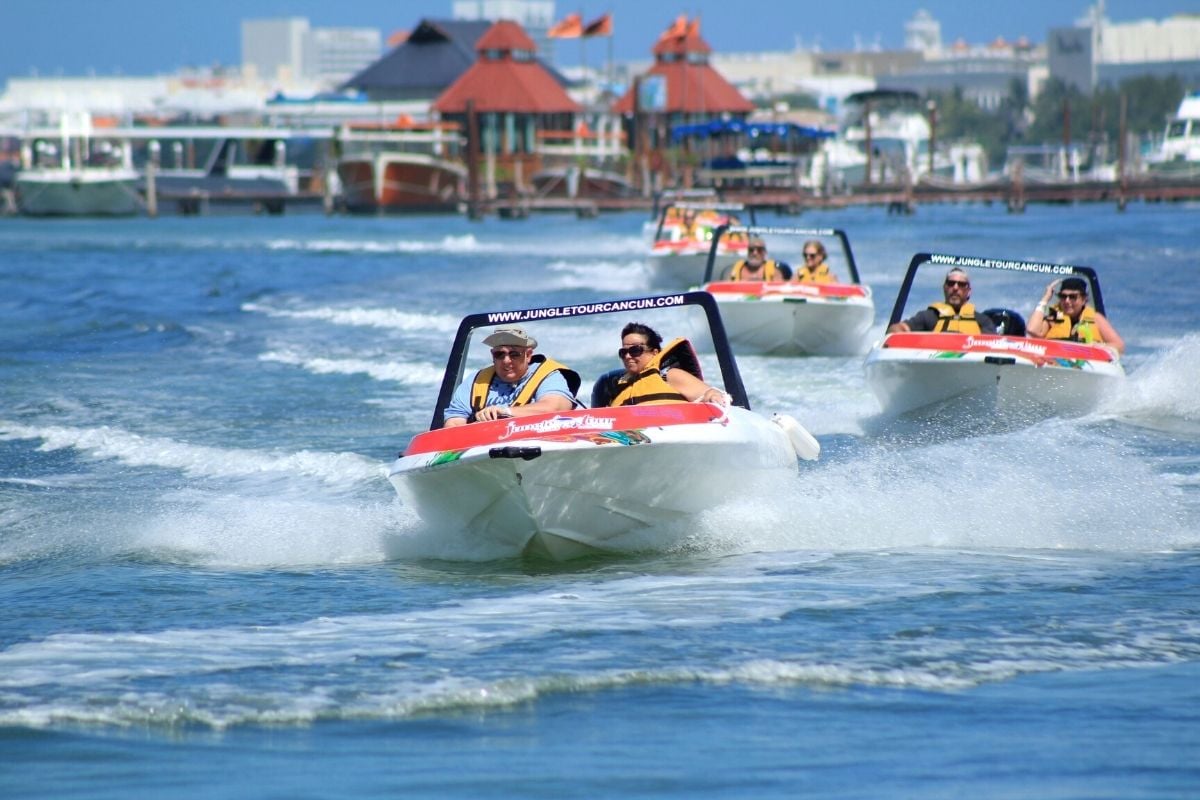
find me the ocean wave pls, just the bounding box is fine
[243,303,460,332]
[2,598,1195,730]
[259,350,444,385]
[0,421,382,486]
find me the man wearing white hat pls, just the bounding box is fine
[443,327,580,427]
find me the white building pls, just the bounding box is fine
[1049,6,1200,92]
[242,18,310,83]
[451,0,555,60]
[241,18,382,90]
[905,10,943,58]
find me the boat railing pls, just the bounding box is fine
[535,129,627,161]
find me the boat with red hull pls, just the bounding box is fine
[335,123,466,213]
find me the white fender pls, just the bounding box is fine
[771,413,820,461]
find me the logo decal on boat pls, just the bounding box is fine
[499,414,616,439]
[962,336,1048,357]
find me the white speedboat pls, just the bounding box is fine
[697,226,875,356]
[864,253,1125,419]
[641,188,721,244]
[387,291,819,561]
[645,201,754,288]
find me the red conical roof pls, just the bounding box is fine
[475,19,538,53]
[433,21,580,114]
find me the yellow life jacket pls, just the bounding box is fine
[930,302,982,334]
[729,259,783,281]
[469,355,580,413]
[795,261,834,284]
[1044,304,1102,344]
[608,338,702,407]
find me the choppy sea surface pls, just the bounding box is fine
[1,203,1198,798]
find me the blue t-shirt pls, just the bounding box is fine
[444,366,573,422]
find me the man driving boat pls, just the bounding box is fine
[443,327,579,427]
[886,268,997,334]
[719,236,793,281]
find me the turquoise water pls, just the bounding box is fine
[1,204,1198,797]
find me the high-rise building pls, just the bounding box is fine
[242,18,310,83]
[1049,6,1200,92]
[451,0,554,60]
[241,18,381,89]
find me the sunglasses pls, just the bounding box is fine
[944,280,970,288]
[747,246,766,254]
[491,349,527,360]
[1058,291,1084,301]
[618,344,652,359]
[803,252,821,259]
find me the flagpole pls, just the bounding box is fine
[578,8,587,100]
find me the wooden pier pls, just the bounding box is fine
[475,173,1200,219]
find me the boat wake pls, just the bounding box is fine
[1102,332,1200,428]
[259,348,444,385]
[0,421,382,486]
[242,302,461,332]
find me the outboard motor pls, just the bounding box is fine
[982,308,1026,337]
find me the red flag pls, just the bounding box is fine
[583,13,612,37]
[658,14,688,42]
[548,12,583,38]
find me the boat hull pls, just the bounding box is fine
[646,246,742,289]
[15,169,141,216]
[388,404,799,560]
[864,332,1125,418]
[530,166,633,199]
[705,282,876,356]
[338,154,466,213]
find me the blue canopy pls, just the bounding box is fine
[669,119,833,143]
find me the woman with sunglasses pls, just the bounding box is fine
[793,239,838,283]
[590,322,729,408]
[1027,277,1125,354]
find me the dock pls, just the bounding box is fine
[472,173,1200,219]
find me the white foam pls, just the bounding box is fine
[263,234,486,254]
[544,259,654,292]
[259,350,444,385]
[0,421,382,486]
[259,233,646,258]
[688,423,1199,554]
[1106,332,1200,422]
[243,303,460,332]
[131,492,406,567]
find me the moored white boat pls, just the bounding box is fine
[334,123,466,213]
[14,113,141,217]
[864,253,1125,419]
[697,226,875,356]
[387,291,819,560]
[1146,90,1200,176]
[645,201,753,288]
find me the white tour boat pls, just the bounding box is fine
[697,225,875,356]
[864,253,1125,419]
[388,291,819,560]
[645,201,754,288]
